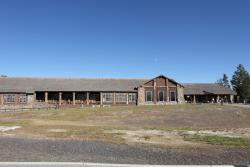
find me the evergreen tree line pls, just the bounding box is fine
[217,64,250,103]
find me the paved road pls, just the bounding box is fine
[0,137,250,165]
[0,162,82,167]
[0,163,248,167]
[0,162,169,167]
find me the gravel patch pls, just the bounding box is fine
[183,129,250,138]
[106,129,196,147]
[0,137,250,164]
[0,126,21,132]
[47,129,67,133]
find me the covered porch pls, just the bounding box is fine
[35,91,101,106]
[35,91,136,107]
[184,94,233,103]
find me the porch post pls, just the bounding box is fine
[113,92,116,105]
[86,92,89,105]
[33,92,36,102]
[100,92,103,105]
[216,95,220,103]
[153,79,157,104]
[230,95,234,104]
[59,92,62,106]
[193,95,196,104]
[126,93,129,105]
[45,92,48,103]
[176,87,178,103]
[0,94,3,105]
[166,79,169,102]
[73,92,76,105]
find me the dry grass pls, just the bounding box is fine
[184,135,250,147]
[0,104,250,147]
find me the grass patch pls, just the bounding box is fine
[242,109,250,118]
[0,122,18,126]
[0,120,30,127]
[184,135,250,147]
[13,123,128,144]
[142,135,151,140]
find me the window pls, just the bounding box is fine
[146,91,152,102]
[102,93,113,103]
[170,91,176,101]
[19,95,27,103]
[158,90,164,102]
[3,94,16,103]
[116,93,127,103]
[128,93,137,103]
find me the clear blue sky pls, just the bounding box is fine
[0,0,249,83]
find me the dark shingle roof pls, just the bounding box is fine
[183,83,237,95]
[0,77,237,95]
[0,77,147,93]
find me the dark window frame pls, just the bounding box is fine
[170,91,176,101]
[3,94,16,103]
[102,93,113,103]
[115,93,127,103]
[19,95,27,103]
[145,91,153,102]
[158,90,165,102]
[128,93,137,103]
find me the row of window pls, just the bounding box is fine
[2,94,27,103]
[102,91,176,103]
[1,92,176,104]
[145,90,176,102]
[102,93,137,103]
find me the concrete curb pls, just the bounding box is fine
[0,162,248,167]
[84,162,169,167]
[84,163,248,167]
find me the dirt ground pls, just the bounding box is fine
[1,104,250,163]
[0,104,250,148]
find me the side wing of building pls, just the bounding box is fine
[183,83,237,103]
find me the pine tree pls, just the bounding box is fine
[216,74,230,88]
[222,74,230,88]
[231,64,250,103]
[242,76,250,103]
[216,78,223,86]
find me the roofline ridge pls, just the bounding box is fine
[183,83,219,84]
[0,76,149,80]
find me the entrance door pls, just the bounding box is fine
[158,90,164,102]
[170,91,176,101]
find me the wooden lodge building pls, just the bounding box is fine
[0,75,236,108]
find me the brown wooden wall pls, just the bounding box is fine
[0,93,27,105]
[143,76,178,103]
[145,80,154,86]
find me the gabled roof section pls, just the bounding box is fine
[0,77,147,93]
[142,75,184,87]
[183,83,237,95]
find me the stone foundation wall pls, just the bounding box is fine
[177,85,185,104]
[137,85,184,105]
[137,87,145,105]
